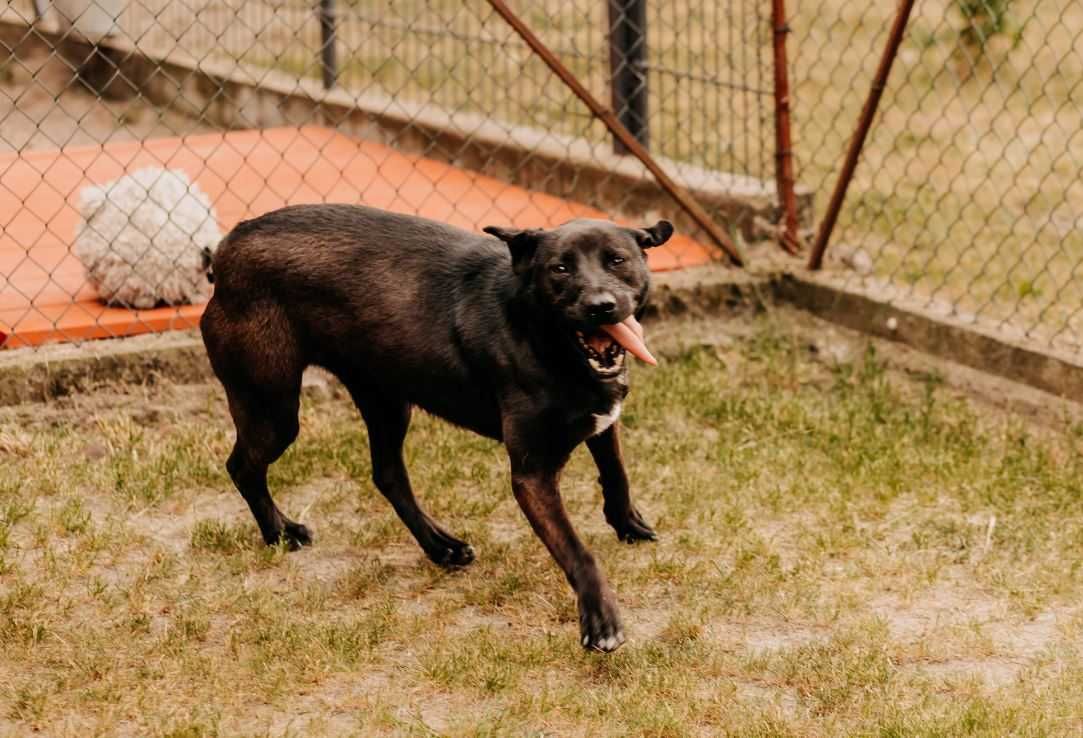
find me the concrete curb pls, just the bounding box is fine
[2,263,1081,407]
[0,267,770,406]
[0,330,209,406]
[773,273,1083,402]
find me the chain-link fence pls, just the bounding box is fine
[0,0,777,349]
[112,0,776,181]
[793,0,1083,355]
[3,0,1081,359]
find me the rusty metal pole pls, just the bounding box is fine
[771,0,800,255]
[484,0,743,266]
[808,0,916,270]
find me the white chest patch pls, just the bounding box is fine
[591,401,622,436]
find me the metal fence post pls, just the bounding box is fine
[607,0,649,154]
[319,0,338,89]
[771,0,800,255]
[485,0,743,266]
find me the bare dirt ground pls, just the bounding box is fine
[3,307,1083,736]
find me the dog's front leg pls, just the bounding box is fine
[586,424,657,543]
[508,460,625,652]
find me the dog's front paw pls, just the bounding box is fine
[578,588,625,653]
[608,506,658,543]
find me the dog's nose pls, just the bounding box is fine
[585,295,617,321]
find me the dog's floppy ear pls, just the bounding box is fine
[484,225,545,274]
[629,220,674,249]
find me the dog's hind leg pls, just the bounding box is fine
[586,424,657,543]
[222,383,311,549]
[350,389,475,567]
[203,299,311,549]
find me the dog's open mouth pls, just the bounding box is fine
[575,315,657,377]
[575,329,626,377]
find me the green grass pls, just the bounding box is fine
[2,312,1083,735]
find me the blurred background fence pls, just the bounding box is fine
[791,0,1083,355]
[109,0,776,181]
[1,0,1081,359]
[0,0,777,348]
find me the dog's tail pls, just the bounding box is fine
[202,227,245,285]
[203,217,267,286]
[201,245,215,284]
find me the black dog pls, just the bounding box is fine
[200,204,673,651]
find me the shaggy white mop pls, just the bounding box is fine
[74,167,221,309]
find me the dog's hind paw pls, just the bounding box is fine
[425,538,476,568]
[270,521,313,551]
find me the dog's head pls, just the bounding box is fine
[485,218,673,377]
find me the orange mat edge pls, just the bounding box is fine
[1,125,716,350]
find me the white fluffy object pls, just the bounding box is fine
[74,167,221,309]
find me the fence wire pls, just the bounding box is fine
[6,0,1080,362]
[0,0,774,350]
[792,0,1083,354]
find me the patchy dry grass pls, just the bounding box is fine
[3,312,1083,736]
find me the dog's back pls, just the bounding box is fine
[202,204,509,434]
[210,203,503,312]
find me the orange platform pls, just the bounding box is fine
[0,126,715,348]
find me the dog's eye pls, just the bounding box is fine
[549,264,569,275]
[608,255,626,267]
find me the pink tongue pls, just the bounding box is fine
[601,316,657,366]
